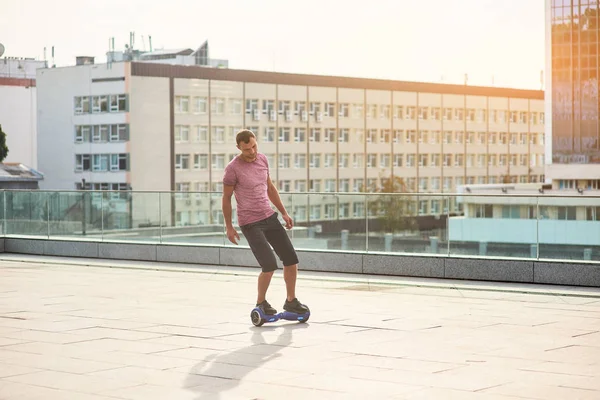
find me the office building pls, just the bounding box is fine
[37,60,545,227]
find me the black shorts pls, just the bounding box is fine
[240,212,299,273]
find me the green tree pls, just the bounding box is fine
[367,176,417,233]
[0,125,9,163]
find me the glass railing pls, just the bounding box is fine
[2,190,600,263]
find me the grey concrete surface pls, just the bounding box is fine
[0,256,599,399]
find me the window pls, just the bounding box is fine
[110,125,128,142]
[310,205,322,219]
[324,103,336,117]
[431,154,440,167]
[324,154,335,168]
[211,154,225,169]
[75,154,91,171]
[380,154,390,168]
[339,103,349,117]
[557,206,576,220]
[418,154,428,167]
[380,105,391,119]
[110,154,129,171]
[230,99,242,114]
[338,129,349,143]
[279,154,291,168]
[339,154,349,168]
[279,180,291,192]
[339,203,350,218]
[324,129,336,142]
[353,202,365,217]
[325,204,336,219]
[502,205,521,219]
[367,129,377,143]
[325,179,336,192]
[294,154,306,168]
[175,125,190,142]
[295,128,306,142]
[353,104,363,118]
[175,96,189,113]
[367,104,378,118]
[393,130,403,144]
[353,179,364,192]
[194,154,208,169]
[367,154,377,168]
[339,179,350,192]
[353,154,364,168]
[212,127,225,143]
[176,154,190,170]
[393,154,403,167]
[245,99,259,113]
[92,154,109,172]
[295,180,307,193]
[310,128,321,142]
[309,180,321,192]
[309,154,321,168]
[406,130,416,144]
[263,127,275,142]
[394,105,403,119]
[212,98,225,115]
[475,205,493,218]
[279,128,290,142]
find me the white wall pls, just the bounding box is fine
[0,84,37,168]
[37,63,127,189]
[449,217,600,246]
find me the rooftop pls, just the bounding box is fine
[0,163,44,181]
[1,255,599,399]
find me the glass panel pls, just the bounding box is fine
[448,194,539,258]
[5,191,48,237]
[159,191,225,246]
[48,191,101,239]
[538,196,600,261]
[365,192,444,254]
[99,191,160,243]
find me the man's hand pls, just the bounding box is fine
[226,226,240,244]
[282,213,293,230]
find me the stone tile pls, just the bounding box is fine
[0,362,40,378]
[4,370,139,393]
[296,250,363,273]
[156,244,220,265]
[1,257,600,399]
[363,254,445,278]
[5,238,45,255]
[43,240,99,259]
[535,262,600,287]
[445,258,534,283]
[98,243,156,261]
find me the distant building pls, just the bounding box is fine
[0,163,44,189]
[0,52,47,168]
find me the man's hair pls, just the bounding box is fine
[236,129,256,145]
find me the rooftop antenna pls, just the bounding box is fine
[464,73,468,86]
[51,46,55,67]
[43,46,46,61]
[149,35,153,52]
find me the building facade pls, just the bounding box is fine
[546,0,600,184]
[37,61,545,227]
[0,57,47,168]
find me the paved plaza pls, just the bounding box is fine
[0,254,599,399]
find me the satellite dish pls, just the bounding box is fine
[0,43,4,58]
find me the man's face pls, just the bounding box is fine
[237,136,258,162]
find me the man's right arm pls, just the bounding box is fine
[222,185,240,244]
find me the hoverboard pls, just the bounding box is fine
[250,305,310,327]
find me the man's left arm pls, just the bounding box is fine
[267,177,293,229]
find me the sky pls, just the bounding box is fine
[1,0,545,90]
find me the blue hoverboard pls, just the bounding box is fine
[250,306,310,327]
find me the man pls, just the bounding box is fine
[222,129,309,316]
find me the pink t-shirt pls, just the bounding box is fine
[223,153,275,226]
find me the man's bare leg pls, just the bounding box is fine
[257,271,274,304]
[283,264,298,302]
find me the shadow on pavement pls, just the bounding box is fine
[185,321,309,399]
